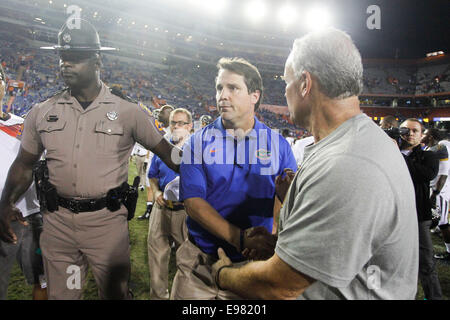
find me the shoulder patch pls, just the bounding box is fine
[154,118,165,132]
[138,102,153,117]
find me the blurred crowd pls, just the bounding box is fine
[0,35,449,136]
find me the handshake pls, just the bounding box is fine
[240,226,277,261]
[239,167,297,261]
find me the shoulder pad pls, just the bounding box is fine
[110,86,136,103]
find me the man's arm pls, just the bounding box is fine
[272,197,282,235]
[216,249,315,299]
[185,198,276,255]
[184,197,241,250]
[149,177,165,207]
[0,147,42,243]
[132,103,181,173]
[431,174,448,205]
[151,138,181,173]
[435,175,448,193]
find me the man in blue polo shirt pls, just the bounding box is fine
[147,108,192,300]
[170,57,296,300]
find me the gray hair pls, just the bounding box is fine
[287,28,363,99]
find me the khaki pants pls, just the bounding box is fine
[170,238,245,300]
[40,206,131,300]
[134,155,147,187]
[147,203,187,300]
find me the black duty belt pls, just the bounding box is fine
[166,204,185,211]
[164,200,184,211]
[58,195,107,213]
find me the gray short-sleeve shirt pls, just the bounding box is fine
[276,114,418,300]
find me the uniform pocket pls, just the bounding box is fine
[94,121,124,156]
[37,121,67,151]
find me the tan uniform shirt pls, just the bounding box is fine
[21,82,163,198]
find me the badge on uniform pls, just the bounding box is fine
[62,33,71,44]
[106,111,119,121]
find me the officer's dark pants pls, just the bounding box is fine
[40,206,132,300]
[418,220,443,300]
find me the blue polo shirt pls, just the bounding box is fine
[180,116,297,261]
[148,154,179,192]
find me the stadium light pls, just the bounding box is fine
[306,6,332,30]
[278,4,297,27]
[246,0,267,23]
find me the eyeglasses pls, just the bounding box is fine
[170,120,190,126]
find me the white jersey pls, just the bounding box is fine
[436,140,450,199]
[285,136,295,147]
[0,116,40,217]
[291,136,315,167]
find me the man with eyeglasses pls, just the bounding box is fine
[147,108,192,300]
[0,19,180,300]
[138,104,175,220]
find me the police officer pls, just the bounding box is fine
[0,19,179,299]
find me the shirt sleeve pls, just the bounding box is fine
[20,104,44,155]
[147,156,159,179]
[179,133,207,200]
[438,158,450,176]
[131,103,163,151]
[436,146,449,176]
[275,155,396,288]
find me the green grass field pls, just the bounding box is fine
[5,162,450,299]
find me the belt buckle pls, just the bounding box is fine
[167,200,173,209]
[68,200,80,213]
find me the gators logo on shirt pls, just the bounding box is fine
[255,149,271,160]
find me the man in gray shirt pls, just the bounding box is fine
[212,28,418,300]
